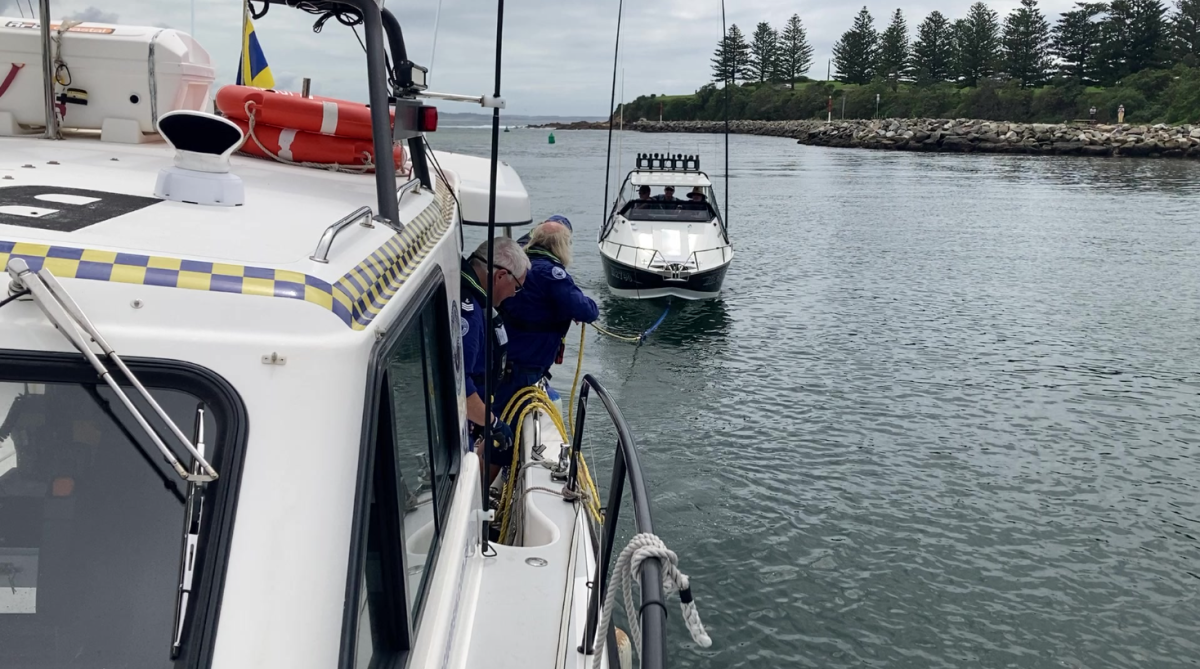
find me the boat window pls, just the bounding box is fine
[0,371,235,669]
[349,281,459,665]
[620,200,714,222]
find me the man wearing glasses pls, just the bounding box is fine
[461,238,530,484]
[497,216,599,424]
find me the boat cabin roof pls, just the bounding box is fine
[1,135,392,269]
[0,133,469,335]
[629,171,712,188]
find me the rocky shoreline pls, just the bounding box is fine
[594,119,1200,158]
[529,120,609,130]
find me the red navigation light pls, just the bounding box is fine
[419,106,438,133]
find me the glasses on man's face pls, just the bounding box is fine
[497,266,523,293]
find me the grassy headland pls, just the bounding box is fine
[620,68,1200,126]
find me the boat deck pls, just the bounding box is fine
[466,409,600,669]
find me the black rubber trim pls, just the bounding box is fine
[0,349,249,669]
[338,269,445,668]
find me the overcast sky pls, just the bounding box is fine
[3,0,1086,116]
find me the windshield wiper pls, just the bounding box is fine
[4,258,218,482]
[82,384,187,504]
[171,404,207,658]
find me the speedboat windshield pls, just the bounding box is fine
[0,379,217,667]
[620,200,714,222]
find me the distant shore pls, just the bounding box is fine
[535,118,1200,158]
[528,120,610,130]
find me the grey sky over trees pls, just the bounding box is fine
[0,0,1138,114]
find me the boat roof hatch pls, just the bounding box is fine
[630,172,713,188]
[430,150,531,227]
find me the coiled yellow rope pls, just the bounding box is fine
[496,377,603,541]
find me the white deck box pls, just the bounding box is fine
[0,18,215,141]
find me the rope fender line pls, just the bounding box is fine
[592,533,712,669]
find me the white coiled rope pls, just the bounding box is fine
[592,533,711,669]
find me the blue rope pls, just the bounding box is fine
[638,302,671,343]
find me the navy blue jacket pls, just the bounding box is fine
[501,247,598,372]
[460,258,508,402]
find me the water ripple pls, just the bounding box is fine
[450,129,1200,669]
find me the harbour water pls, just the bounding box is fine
[443,128,1200,668]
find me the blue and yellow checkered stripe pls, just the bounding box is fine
[332,197,450,329]
[0,191,453,330]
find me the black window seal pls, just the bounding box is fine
[0,348,249,669]
[419,287,462,531]
[338,269,455,669]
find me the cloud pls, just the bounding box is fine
[67,6,120,23]
[22,0,1089,115]
[0,0,31,17]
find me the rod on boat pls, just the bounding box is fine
[480,0,506,553]
[600,0,624,231]
[38,0,59,139]
[721,0,729,230]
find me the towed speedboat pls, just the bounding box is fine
[0,5,705,668]
[598,153,733,300]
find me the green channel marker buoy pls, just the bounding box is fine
[548,132,555,144]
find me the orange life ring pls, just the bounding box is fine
[216,84,393,141]
[230,119,405,170]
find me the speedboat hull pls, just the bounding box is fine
[600,252,729,300]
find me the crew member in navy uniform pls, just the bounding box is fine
[461,237,529,484]
[497,216,599,419]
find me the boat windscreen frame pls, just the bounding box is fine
[602,171,728,242]
[0,349,249,669]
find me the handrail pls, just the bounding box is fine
[569,374,666,669]
[310,206,374,263]
[396,176,422,203]
[601,241,730,275]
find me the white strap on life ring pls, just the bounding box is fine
[319,101,339,136]
[277,128,297,162]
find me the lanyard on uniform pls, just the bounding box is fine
[461,270,486,300]
[526,247,561,265]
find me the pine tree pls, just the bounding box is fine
[1003,0,1052,86]
[833,7,879,84]
[954,2,1002,86]
[711,24,752,83]
[748,21,780,83]
[1052,2,1105,83]
[778,14,815,88]
[877,9,911,82]
[912,10,955,83]
[1126,0,1172,72]
[1172,0,1200,63]
[1097,0,1170,83]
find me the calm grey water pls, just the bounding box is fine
[442,127,1200,669]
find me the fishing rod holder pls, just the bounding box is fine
[636,152,701,171]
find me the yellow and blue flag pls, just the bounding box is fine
[237,16,275,89]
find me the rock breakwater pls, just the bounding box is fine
[626,119,1200,158]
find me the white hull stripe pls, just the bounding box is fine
[277,128,297,162]
[320,101,339,135]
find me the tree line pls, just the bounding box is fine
[712,0,1200,88]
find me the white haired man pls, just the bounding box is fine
[461,237,530,484]
[496,215,599,418]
